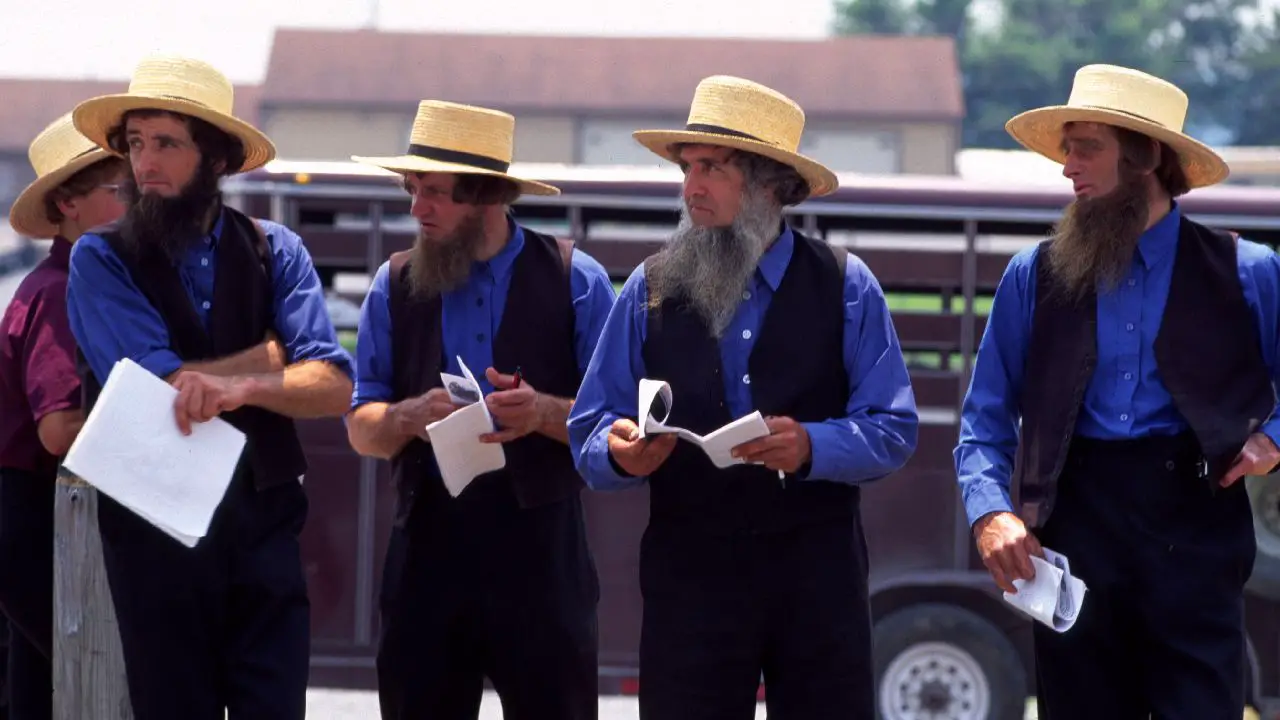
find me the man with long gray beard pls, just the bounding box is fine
[345,100,615,720]
[568,76,918,719]
[955,64,1280,719]
[63,55,353,720]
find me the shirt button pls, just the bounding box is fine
[1120,413,1130,422]
[1126,323,1135,331]
[743,291,751,300]
[1128,279,1136,287]
[1124,372,1133,380]
[200,257,209,267]
[742,374,751,385]
[201,301,211,310]
[742,330,752,340]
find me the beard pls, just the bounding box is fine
[117,162,223,263]
[647,185,785,338]
[407,208,487,299]
[1046,174,1151,302]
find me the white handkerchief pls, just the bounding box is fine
[61,357,246,548]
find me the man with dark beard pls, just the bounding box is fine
[0,112,126,720]
[61,55,354,720]
[345,100,615,720]
[568,75,919,719]
[955,64,1280,719]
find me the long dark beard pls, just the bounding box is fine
[407,210,487,299]
[647,185,783,338]
[117,162,223,263]
[1046,175,1150,302]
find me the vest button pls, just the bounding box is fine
[1166,461,1175,471]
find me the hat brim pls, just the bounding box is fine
[8,147,115,238]
[1005,105,1229,189]
[632,129,838,198]
[72,94,276,175]
[349,154,560,197]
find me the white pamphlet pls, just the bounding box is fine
[637,378,772,469]
[425,357,506,497]
[61,357,246,548]
[1002,547,1088,633]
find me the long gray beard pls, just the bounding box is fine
[647,187,783,338]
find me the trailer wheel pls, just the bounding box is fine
[874,603,1026,720]
[1246,473,1280,600]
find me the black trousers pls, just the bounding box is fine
[1034,433,1256,720]
[0,468,53,720]
[376,476,599,720]
[637,517,874,720]
[96,473,310,720]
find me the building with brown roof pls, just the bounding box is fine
[259,29,965,175]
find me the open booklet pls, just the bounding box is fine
[1002,547,1088,633]
[637,378,773,470]
[425,356,506,497]
[61,357,246,548]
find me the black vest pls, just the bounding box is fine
[642,230,855,534]
[387,229,583,527]
[77,208,308,491]
[1013,217,1274,527]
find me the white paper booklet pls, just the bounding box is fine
[426,356,506,497]
[1002,547,1088,633]
[637,378,771,469]
[61,357,246,548]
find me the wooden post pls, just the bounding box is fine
[52,469,133,719]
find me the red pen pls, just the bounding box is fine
[512,366,523,389]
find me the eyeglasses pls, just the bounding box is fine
[96,183,126,199]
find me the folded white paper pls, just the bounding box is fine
[61,357,246,548]
[637,378,771,469]
[1002,547,1088,633]
[425,357,506,497]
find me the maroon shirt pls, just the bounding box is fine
[0,237,82,475]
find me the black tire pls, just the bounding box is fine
[873,603,1027,720]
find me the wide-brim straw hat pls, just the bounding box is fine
[351,101,559,197]
[72,54,275,174]
[1005,64,1228,189]
[9,112,116,238]
[633,75,838,198]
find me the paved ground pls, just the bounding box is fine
[305,688,1042,719]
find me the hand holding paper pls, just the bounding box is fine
[637,378,771,469]
[61,358,246,548]
[426,357,506,497]
[1002,547,1088,633]
[481,367,544,443]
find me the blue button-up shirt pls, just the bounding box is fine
[955,203,1280,525]
[350,221,617,409]
[567,226,919,490]
[67,209,353,386]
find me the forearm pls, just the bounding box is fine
[347,402,412,460]
[535,394,574,444]
[235,360,353,418]
[182,339,283,377]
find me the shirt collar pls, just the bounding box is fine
[50,236,72,270]
[475,215,524,280]
[1136,201,1181,269]
[756,224,795,291]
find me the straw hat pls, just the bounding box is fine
[9,112,116,239]
[351,101,559,197]
[1005,64,1228,189]
[633,75,838,198]
[72,54,275,174]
